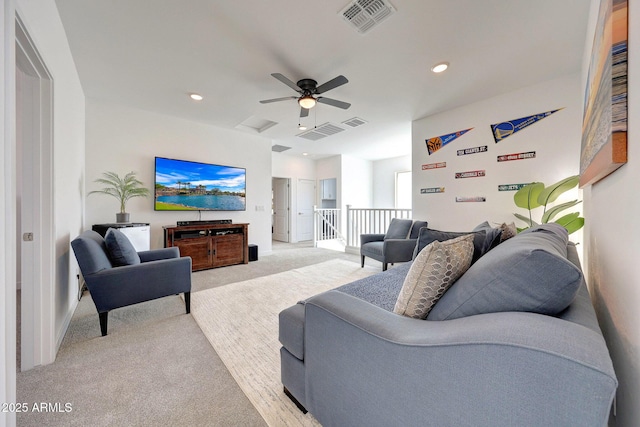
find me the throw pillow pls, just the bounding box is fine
[472,221,504,253]
[394,234,474,319]
[427,223,582,321]
[499,222,517,242]
[412,228,487,264]
[104,228,141,266]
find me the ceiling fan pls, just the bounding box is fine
[260,73,351,118]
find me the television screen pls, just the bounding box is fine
[154,157,246,211]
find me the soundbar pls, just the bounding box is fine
[176,219,232,226]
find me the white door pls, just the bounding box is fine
[272,178,289,242]
[297,179,315,241]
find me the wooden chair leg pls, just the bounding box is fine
[361,255,365,268]
[284,387,308,414]
[383,263,388,271]
[99,312,109,336]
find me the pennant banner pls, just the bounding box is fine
[491,109,562,143]
[426,128,473,155]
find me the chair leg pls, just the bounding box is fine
[383,263,388,271]
[284,387,308,414]
[99,312,109,336]
[361,255,365,268]
[184,291,191,314]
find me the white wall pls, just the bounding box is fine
[372,154,411,208]
[411,75,583,237]
[85,101,273,253]
[582,0,639,425]
[272,152,317,244]
[341,154,373,210]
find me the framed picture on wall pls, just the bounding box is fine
[580,0,628,187]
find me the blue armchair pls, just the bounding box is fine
[360,218,428,271]
[71,230,192,336]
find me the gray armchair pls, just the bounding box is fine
[71,230,192,336]
[360,218,427,271]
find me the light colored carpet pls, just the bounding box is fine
[191,259,378,427]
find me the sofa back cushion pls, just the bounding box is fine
[427,223,582,320]
[384,218,413,240]
[412,228,488,264]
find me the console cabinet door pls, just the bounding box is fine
[174,238,212,271]
[212,234,245,267]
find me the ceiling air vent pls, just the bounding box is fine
[340,0,396,34]
[272,144,291,153]
[342,117,368,128]
[297,123,346,141]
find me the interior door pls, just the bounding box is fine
[297,179,315,242]
[272,178,289,242]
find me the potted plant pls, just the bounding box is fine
[513,175,584,234]
[89,171,150,223]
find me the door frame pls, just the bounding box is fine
[15,15,55,370]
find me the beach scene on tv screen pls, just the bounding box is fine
[155,157,246,211]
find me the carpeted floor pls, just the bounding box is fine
[16,241,381,426]
[191,259,378,426]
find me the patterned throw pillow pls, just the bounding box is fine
[394,234,474,319]
[499,222,518,242]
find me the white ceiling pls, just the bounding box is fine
[54,0,591,161]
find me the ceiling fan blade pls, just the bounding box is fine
[315,75,348,94]
[271,73,302,93]
[259,96,297,104]
[317,97,351,109]
[300,107,309,118]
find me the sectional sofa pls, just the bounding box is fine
[278,224,617,426]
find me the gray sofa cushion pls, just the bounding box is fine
[428,223,582,320]
[336,263,410,311]
[408,220,428,239]
[384,219,413,240]
[472,221,504,252]
[394,234,474,319]
[105,228,141,266]
[412,228,488,263]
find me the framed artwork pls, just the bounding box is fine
[580,0,628,187]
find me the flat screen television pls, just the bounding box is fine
[154,157,246,211]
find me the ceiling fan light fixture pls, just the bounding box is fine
[298,95,317,109]
[431,62,449,73]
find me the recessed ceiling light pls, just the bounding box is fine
[299,124,308,131]
[190,93,203,101]
[431,62,449,73]
[302,152,309,156]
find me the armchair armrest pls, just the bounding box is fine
[360,233,385,246]
[138,247,180,262]
[84,257,192,313]
[303,291,617,427]
[382,238,417,263]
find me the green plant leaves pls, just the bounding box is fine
[514,182,544,210]
[541,200,581,223]
[512,175,584,235]
[537,175,579,206]
[88,171,150,213]
[554,212,585,234]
